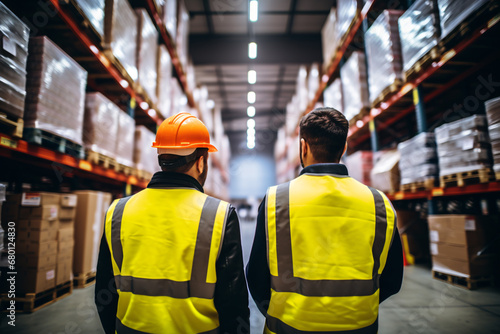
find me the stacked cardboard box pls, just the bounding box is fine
[340,51,370,121]
[0,2,30,118]
[336,0,363,44]
[398,132,438,185]
[134,125,160,176]
[370,150,400,193]
[321,7,338,67]
[428,215,493,277]
[57,194,77,285]
[176,0,190,71]
[157,44,172,118]
[323,78,343,113]
[484,97,500,174]
[307,63,320,104]
[163,0,177,41]
[136,9,158,105]
[74,0,105,38]
[73,191,112,277]
[344,151,373,186]
[116,111,135,167]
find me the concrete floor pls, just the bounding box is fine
[1,219,500,333]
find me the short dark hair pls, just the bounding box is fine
[159,148,208,173]
[299,107,349,163]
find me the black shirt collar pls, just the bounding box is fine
[147,171,204,193]
[299,163,349,176]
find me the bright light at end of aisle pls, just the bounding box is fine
[140,101,149,110]
[247,91,256,104]
[249,1,258,22]
[247,118,255,128]
[247,106,256,117]
[248,70,257,84]
[247,141,255,149]
[248,42,257,59]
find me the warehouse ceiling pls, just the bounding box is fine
[187,0,336,136]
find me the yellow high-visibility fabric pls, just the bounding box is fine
[265,174,395,333]
[105,188,228,334]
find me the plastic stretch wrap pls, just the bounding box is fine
[371,150,400,193]
[365,10,404,104]
[116,111,135,167]
[187,60,196,93]
[164,0,177,40]
[307,63,320,104]
[322,8,338,65]
[296,65,308,112]
[170,78,186,115]
[485,97,500,173]
[136,9,158,104]
[341,51,370,121]
[104,0,138,81]
[398,0,440,73]
[84,92,120,158]
[176,0,190,70]
[74,0,105,37]
[134,125,159,175]
[323,79,343,113]
[337,0,363,43]
[398,132,438,184]
[0,2,29,118]
[286,96,300,135]
[435,115,492,176]
[25,37,87,145]
[157,45,172,118]
[344,151,372,186]
[437,0,489,39]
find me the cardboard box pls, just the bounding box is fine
[60,194,78,208]
[18,268,56,294]
[56,257,73,285]
[20,205,58,221]
[17,240,58,255]
[59,207,76,221]
[18,218,58,231]
[73,191,112,274]
[428,215,487,246]
[3,192,60,221]
[432,255,493,277]
[19,252,57,270]
[17,228,57,244]
[58,228,74,243]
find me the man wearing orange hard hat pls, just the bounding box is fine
[95,112,250,334]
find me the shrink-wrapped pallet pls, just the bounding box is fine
[435,115,492,176]
[116,111,135,167]
[307,63,320,104]
[371,150,400,193]
[157,44,172,118]
[323,78,343,113]
[164,0,177,40]
[25,37,87,145]
[365,10,404,104]
[170,78,186,115]
[74,0,105,38]
[176,0,190,70]
[437,0,489,39]
[336,0,363,43]
[136,9,158,104]
[322,7,338,66]
[398,133,438,185]
[134,125,159,175]
[485,97,500,174]
[0,1,29,118]
[104,0,138,81]
[340,51,369,121]
[344,151,372,186]
[296,65,308,112]
[398,0,440,73]
[83,92,120,159]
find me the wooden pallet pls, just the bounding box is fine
[1,280,73,313]
[73,271,96,288]
[0,112,24,138]
[496,171,500,181]
[116,163,134,176]
[23,128,84,158]
[404,45,442,82]
[401,178,436,193]
[136,169,154,181]
[371,79,404,108]
[439,168,495,188]
[102,49,135,86]
[432,271,494,290]
[86,150,118,170]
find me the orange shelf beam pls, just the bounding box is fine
[387,181,500,201]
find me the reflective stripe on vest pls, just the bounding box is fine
[106,189,228,334]
[265,175,396,333]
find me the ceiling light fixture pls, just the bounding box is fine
[248,42,257,59]
[247,91,256,104]
[247,118,256,129]
[249,0,258,22]
[140,101,149,110]
[248,70,257,84]
[247,106,256,117]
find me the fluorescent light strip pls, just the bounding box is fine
[247,91,256,104]
[249,0,258,22]
[248,70,257,84]
[248,42,257,59]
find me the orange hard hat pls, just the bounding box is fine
[152,112,217,153]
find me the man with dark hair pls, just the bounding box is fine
[247,107,403,333]
[95,113,250,334]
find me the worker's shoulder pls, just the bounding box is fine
[204,193,233,209]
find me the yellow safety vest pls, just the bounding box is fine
[264,174,396,333]
[104,188,230,334]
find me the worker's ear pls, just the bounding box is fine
[196,155,204,175]
[341,143,347,158]
[300,138,308,159]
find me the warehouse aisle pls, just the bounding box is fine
[2,218,499,334]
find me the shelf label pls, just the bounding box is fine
[432,188,444,197]
[395,192,404,200]
[22,192,41,206]
[465,218,476,231]
[430,230,439,243]
[125,183,132,196]
[369,119,375,132]
[412,88,419,105]
[79,160,93,171]
[2,36,17,57]
[0,136,17,149]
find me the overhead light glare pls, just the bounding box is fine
[247,91,256,104]
[248,42,257,59]
[207,99,215,109]
[248,70,257,84]
[249,1,258,22]
[247,119,256,129]
[140,101,149,110]
[247,106,256,117]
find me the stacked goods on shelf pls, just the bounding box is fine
[365,10,404,105]
[307,63,320,104]
[435,115,492,180]
[398,133,438,187]
[296,65,308,112]
[437,0,490,39]
[170,78,186,115]
[0,2,29,119]
[397,209,430,264]
[74,0,105,38]
[321,7,338,67]
[370,150,400,193]
[73,191,112,280]
[275,127,288,184]
[24,36,87,146]
[428,215,495,278]
[285,96,301,135]
[398,0,440,76]
[176,0,189,70]
[196,86,213,130]
[163,0,177,40]
[104,0,138,81]
[323,78,343,112]
[157,44,172,118]
[134,125,160,176]
[344,151,372,186]
[153,0,165,16]
[83,92,120,159]
[56,194,77,285]
[485,97,500,176]
[340,51,370,121]
[136,9,158,105]
[186,60,196,94]
[336,0,363,44]
[116,111,135,167]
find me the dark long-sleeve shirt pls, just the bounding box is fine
[246,163,404,315]
[95,171,250,334]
